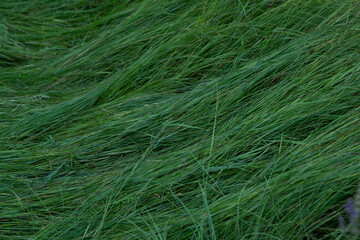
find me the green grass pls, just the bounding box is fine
[1,0,360,239]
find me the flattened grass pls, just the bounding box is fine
[1,0,360,239]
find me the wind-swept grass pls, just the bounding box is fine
[1,0,360,239]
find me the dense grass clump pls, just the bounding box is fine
[1,0,360,239]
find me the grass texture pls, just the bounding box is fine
[1,0,360,239]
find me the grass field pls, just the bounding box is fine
[1,0,360,239]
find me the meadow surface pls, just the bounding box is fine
[1,0,360,239]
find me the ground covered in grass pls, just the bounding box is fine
[1,0,360,239]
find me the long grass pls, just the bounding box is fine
[1,0,360,239]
